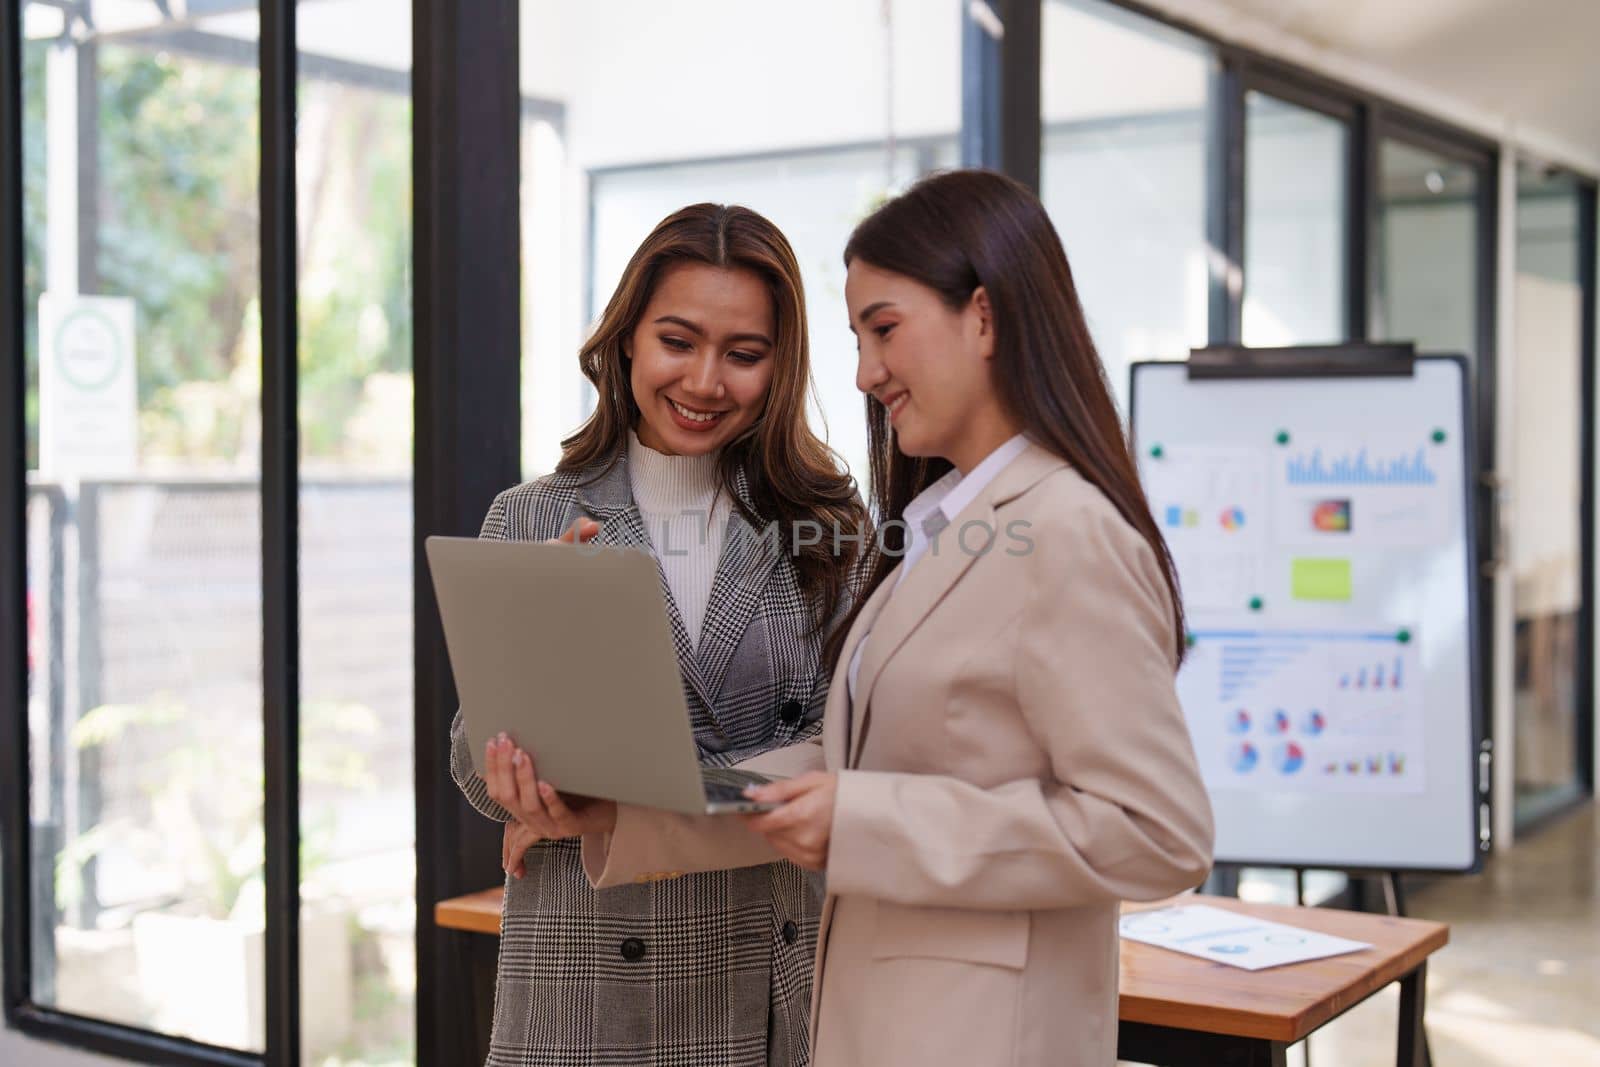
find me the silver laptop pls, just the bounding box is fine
[425,535,779,815]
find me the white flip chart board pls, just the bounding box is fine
[1130,353,1483,872]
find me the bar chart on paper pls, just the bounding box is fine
[1285,445,1439,487]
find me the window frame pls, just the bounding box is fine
[0,2,525,1065]
[1506,166,1598,831]
[0,2,295,1065]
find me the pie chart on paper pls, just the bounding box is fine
[1228,742,1259,774]
[1273,741,1306,775]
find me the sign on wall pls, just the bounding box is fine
[39,293,138,478]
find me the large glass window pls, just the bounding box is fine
[1039,0,1213,415]
[292,3,416,1064]
[518,0,961,486]
[18,3,416,1063]
[1511,164,1590,822]
[1372,139,1482,359]
[1242,92,1349,346]
[23,2,265,1048]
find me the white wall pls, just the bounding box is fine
[515,0,963,480]
[1042,0,1208,121]
[519,0,960,167]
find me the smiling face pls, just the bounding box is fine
[845,258,1008,473]
[628,261,778,456]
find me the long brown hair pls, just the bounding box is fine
[560,203,867,634]
[838,170,1187,663]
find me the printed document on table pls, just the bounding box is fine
[1118,904,1371,971]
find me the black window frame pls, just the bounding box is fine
[1506,165,1598,831]
[0,1,297,1064]
[1366,113,1503,826]
[0,2,526,1066]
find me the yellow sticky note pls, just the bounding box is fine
[1292,558,1352,601]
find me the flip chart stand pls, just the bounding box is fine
[1177,342,1451,1067]
[1186,341,1418,380]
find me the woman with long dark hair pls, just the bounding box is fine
[741,168,1214,1065]
[595,170,1213,1065]
[449,202,867,1066]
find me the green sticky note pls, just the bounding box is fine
[1292,558,1352,602]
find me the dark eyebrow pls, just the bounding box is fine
[653,315,705,336]
[653,315,772,348]
[854,301,895,327]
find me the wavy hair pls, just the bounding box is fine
[560,203,868,637]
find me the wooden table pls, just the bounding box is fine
[435,887,505,936]
[1118,895,1447,1066]
[437,889,1447,1067]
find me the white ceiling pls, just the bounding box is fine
[1140,0,1600,171]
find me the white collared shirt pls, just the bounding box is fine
[847,434,1030,702]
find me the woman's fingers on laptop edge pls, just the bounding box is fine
[512,748,555,833]
[551,517,602,545]
[485,734,515,808]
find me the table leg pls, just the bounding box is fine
[1397,961,1431,1067]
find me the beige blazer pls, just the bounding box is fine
[584,441,1214,1066]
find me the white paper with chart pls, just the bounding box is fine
[1131,358,1479,871]
[1119,905,1371,971]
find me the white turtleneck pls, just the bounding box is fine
[627,429,732,649]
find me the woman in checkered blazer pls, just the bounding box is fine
[449,203,869,1066]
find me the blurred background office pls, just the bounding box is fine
[0,2,1594,1066]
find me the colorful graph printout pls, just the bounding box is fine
[1120,905,1371,971]
[1178,626,1426,795]
[1274,437,1452,549]
[1143,447,1269,611]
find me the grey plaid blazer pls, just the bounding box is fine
[449,449,844,1067]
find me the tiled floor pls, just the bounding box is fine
[1225,803,1599,1066]
[1303,801,1599,1065]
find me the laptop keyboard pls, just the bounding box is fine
[701,767,774,804]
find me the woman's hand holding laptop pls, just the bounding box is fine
[484,733,618,877]
[483,515,615,878]
[739,771,837,871]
